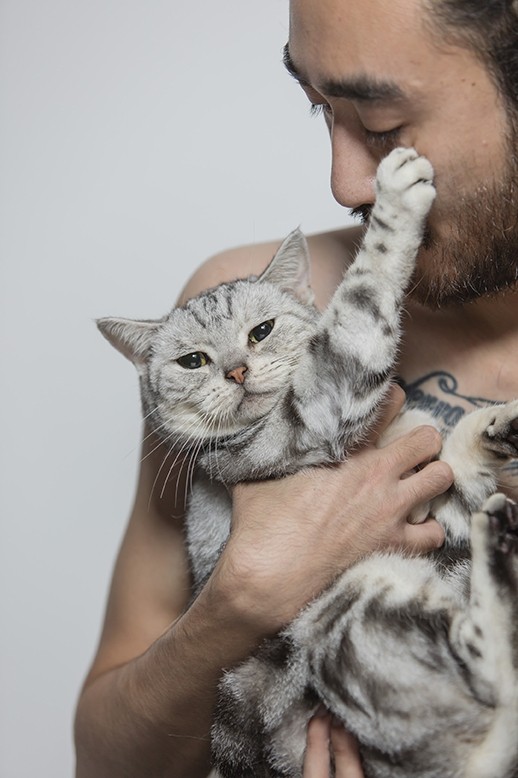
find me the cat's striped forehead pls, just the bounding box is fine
[155,226,314,360]
[184,281,252,324]
[185,279,278,322]
[162,279,291,348]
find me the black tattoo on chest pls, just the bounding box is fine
[398,370,496,429]
[398,370,518,477]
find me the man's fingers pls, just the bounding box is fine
[303,715,332,777]
[401,459,454,504]
[331,722,365,778]
[304,717,366,778]
[403,516,445,551]
[385,425,444,473]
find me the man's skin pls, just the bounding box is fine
[74,1,518,776]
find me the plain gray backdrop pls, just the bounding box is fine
[1,1,354,775]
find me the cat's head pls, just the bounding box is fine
[98,229,318,446]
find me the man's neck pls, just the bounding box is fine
[399,285,518,421]
[453,286,518,341]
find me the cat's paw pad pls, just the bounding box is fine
[482,493,518,554]
[375,147,435,216]
[483,401,518,458]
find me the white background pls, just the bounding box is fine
[1,1,352,776]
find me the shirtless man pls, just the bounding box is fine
[74,1,518,776]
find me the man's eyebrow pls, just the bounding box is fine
[283,42,406,103]
[322,76,405,103]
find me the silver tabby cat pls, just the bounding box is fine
[98,147,518,778]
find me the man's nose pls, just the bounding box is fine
[330,122,377,209]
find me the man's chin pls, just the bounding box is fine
[406,243,455,309]
[409,243,518,310]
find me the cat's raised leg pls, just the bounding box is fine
[289,148,436,453]
[357,146,435,287]
[324,146,436,365]
[449,494,518,778]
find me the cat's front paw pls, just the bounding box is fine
[483,400,518,459]
[481,493,518,554]
[375,147,435,218]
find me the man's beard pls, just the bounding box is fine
[352,147,518,309]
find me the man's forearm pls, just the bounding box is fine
[74,582,263,778]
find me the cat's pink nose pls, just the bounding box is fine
[225,365,248,384]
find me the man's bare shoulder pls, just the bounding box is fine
[178,225,364,309]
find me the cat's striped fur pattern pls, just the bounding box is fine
[98,148,518,778]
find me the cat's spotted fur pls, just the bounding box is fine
[98,148,518,778]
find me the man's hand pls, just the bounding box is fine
[304,714,364,778]
[211,385,453,634]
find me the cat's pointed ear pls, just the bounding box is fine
[258,228,314,305]
[96,317,160,366]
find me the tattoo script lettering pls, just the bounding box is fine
[399,371,518,478]
[399,371,495,430]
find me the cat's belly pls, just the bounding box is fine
[289,553,488,756]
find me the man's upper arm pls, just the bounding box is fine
[83,433,191,684]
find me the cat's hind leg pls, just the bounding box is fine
[449,494,518,778]
[481,400,518,460]
[211,635,312,778]
[434,400,518,545]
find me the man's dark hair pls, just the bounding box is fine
[428,0,518,109]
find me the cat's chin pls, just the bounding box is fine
[203,392,279,435]
[236,389,277,419]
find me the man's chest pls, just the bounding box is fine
[397,314,518,497]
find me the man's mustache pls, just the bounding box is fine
[350,203,433,249]
[350,204,372,223]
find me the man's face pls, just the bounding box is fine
[288,0,518,307]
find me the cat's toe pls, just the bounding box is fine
[484,402,518,458]
[375,147,435,215]
[482,493,518,554]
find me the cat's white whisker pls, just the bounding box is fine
[160,445,192,503]
[147,441,177,510]
[172,455,197,509]
[136,401,193,465]
[139,423,177,465]
[157,406,219,504]
[184,438,203,509]
[207,413,225,485]
[146,410,209,507]
[120,406,162,461]
[145,422,194,509]
[190,443,202,495]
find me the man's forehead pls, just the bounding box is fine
[283,43,407,104]
[287,0,443,97]
[288,0,427,64]
[289,0,423,25]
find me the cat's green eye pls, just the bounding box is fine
[249,319,274,344]
[177,352,209,369]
